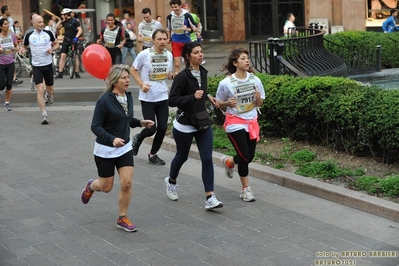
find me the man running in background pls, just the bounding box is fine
[137,7,163,50]
[166,0,197,73]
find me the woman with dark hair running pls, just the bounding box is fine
[97,13,126,65]
[0,18,17,111]
[216,47,265,202]
[80,64,154,232]
[166,41,223,210]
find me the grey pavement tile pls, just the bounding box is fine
[16,253,54,266]
[257,224,293,239]
[308,232,362,251]
[0,258,29,266]
[268,240,299,253]
[76,251,117,266]
[56,240,90,256]
[267,254,307,266]
[129,249,174,266]
[10,246,40,258]
[203,255,242,266]
[0,229,15,239]
[0,244,16,260]
[231,253,275,266]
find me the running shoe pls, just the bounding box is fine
[75,73,81,78]
[116,216,137,232]
[240,187,256,202]
[131,134,142,156]
[41,113,49,125]
[46,93,54,104]
[205,194,223,210]
[81,179,94,204]
[148,154,165,165]
[13,79,23,85]
[55,72,63,79]
[30,79,35,91]
[4,103,11,111]
[164,177,178,201]
[221,155,234,178]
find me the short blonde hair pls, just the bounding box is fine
[105,64,131,92]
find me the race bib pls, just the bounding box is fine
[171,17,184,35]
[149,49,169,81]
[104,28,118,48]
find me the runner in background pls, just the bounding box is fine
[137,8,163,50]
[166,0,197,73]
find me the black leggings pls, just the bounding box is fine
[106,47,122,65]
[0,62,15,91]
[227,129,257,177]
[137,100,169,155]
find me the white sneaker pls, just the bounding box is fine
[164,177,178,201]
[240,187,255,202]
[205,194,223,210]
[41,113,49,125]
[221,156,234,178]
[46,93,54,104]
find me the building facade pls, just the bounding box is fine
[1,0,384,42]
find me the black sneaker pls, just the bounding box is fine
[55,72,63,79]
[148,154,165,165]
[13,79,23,85]
[75,73,81,78]
[132,134,142,156]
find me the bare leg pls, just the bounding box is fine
[36,83,46,113]
[5,89,12,102]
[117,166,133,216]
[174,56,181,73]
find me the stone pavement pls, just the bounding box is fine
[1,41,399,266]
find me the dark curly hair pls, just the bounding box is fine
[221,47,254,75]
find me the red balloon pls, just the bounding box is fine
[82,44,112,79]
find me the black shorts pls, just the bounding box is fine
[33,64,54,86]
[94,150,134,178]
[61,40,72,54]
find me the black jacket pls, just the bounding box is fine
[91,90,141,147]
[168,65,208,125]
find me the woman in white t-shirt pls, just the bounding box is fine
[283,13,296,37]
[216,47,265,202]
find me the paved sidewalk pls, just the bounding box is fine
[1,105,399,266]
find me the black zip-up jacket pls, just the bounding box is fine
[91,90,141,147]
[168,65,208,125]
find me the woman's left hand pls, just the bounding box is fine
[208,94,219,108]
[140,119,155,128]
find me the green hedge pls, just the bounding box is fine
[208,73,399,163]
[324,31,399,69]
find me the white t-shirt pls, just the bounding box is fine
[284,21,296,36]
[138,20,163,48]
[216,72,265,133]
[132,48,173,102]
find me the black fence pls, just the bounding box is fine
[249,26,381,77]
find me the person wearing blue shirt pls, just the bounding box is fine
[382,9,399,33]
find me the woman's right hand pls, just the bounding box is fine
[113,137,125,147]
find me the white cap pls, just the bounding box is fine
[61,8,72,15]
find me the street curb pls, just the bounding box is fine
[145,136,399,223]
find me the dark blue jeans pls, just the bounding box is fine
[137,100,168,155]
[169,126,214,192]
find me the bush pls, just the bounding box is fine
[207,73,399,163]
[324,31,399,68]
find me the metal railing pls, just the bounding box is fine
[323,39,381,74]
[249,26,349,77]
